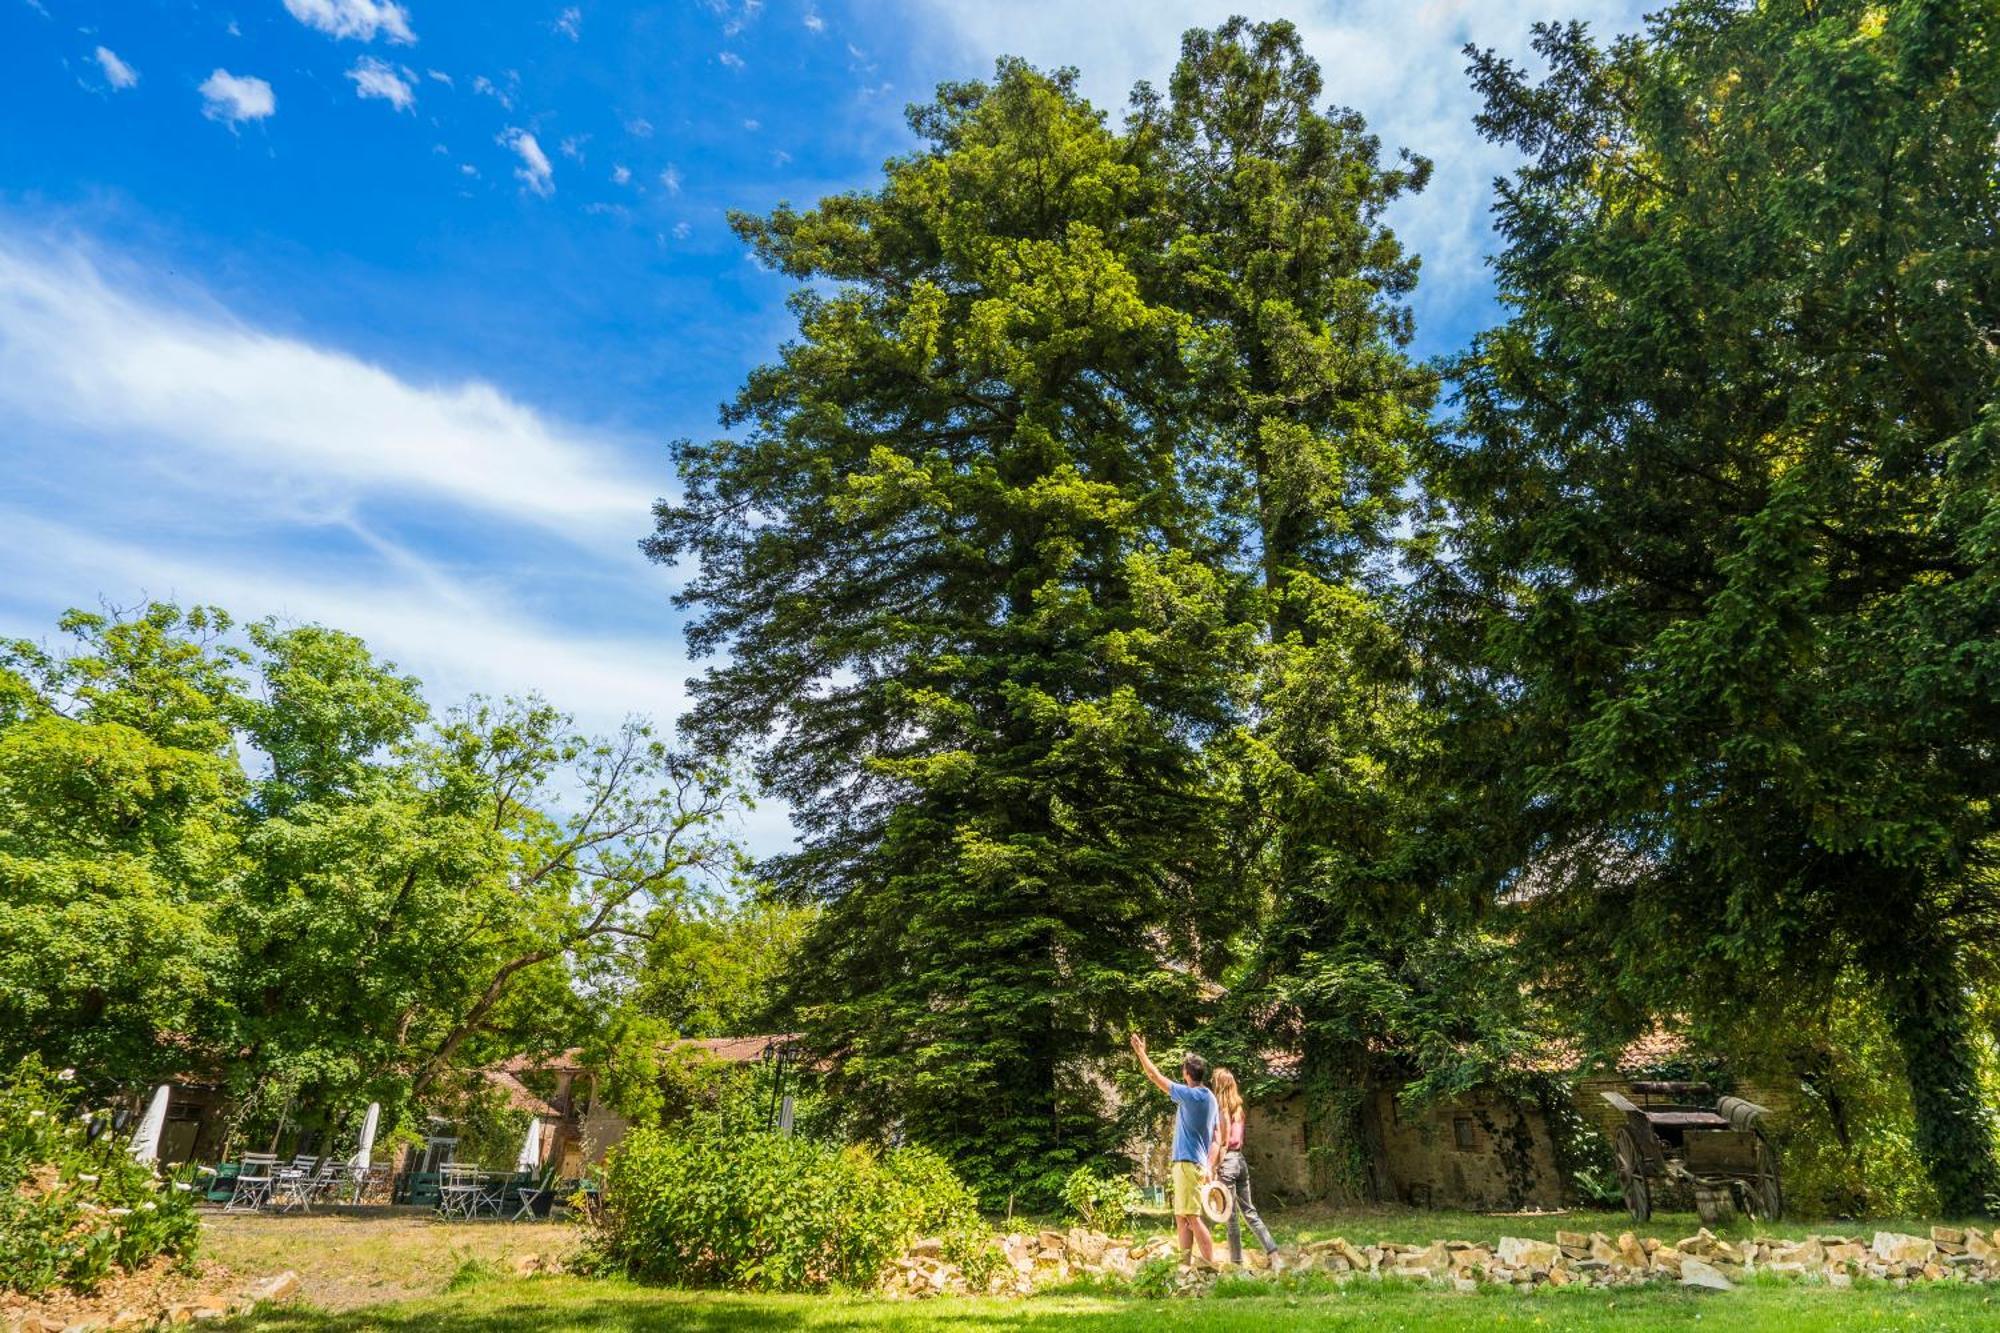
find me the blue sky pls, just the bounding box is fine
[0,0,1647,855]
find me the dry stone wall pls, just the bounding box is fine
[883,1223,2000,1299]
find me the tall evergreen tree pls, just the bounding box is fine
[1432,0,2000,1212]
[1138,18,1465,1197]
[647,62,1252,1202]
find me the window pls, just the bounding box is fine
[1453,1116,1478,1151]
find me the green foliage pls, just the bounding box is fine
[585,1124,986,1292]
[650,54,1260,1207]
[648,15,1451,1209]
[0,1057,199,1296]
[0,602,746,1155]
[1129,1255,1180,1299]
[1433,0,2000,1212]
[630,894,813,1039]
[1060,1164,1139,1234]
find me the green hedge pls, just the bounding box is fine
[1,1057,200,1296]
[586,1124,986,1291]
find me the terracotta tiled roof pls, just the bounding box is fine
[671,1035,793,1064]
[482,1069,559,1118]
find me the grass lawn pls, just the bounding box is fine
[216,1272,2000,1331]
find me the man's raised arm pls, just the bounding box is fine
[1129,1032,1172,1094]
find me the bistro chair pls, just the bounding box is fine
[225,1153,279,1212]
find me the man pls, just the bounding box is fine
[1129,1030,1218,1265]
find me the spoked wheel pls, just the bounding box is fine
[1746,1133,1784,1221]
[1615,1125,1652,1223]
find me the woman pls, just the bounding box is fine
[1209,1068,1279,1265]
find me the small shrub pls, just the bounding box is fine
[0,1057,200,1296]
[1130,1255,1179,1299]
[584,1123,990,1292]
[1060,1164,1139,1234]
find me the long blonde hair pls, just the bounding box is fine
[1211,1067,1244,1124]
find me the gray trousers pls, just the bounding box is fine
[1218,1149,1277,1261]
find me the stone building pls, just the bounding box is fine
[1229,1031,1794,1211]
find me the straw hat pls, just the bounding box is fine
[1199,1177,1233,1226]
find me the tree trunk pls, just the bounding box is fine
[1866,940,2000,1215]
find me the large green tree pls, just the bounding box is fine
[1138,18,1516,1199]
[0,606,246,1085]
[1432,0,2000,1211]
[648,60,1253,1203]
[0,604,742,1148]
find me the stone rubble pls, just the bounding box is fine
[880,1223,2000,1299]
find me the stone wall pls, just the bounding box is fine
[1244,1087,1564,1210]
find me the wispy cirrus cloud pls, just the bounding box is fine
[0,234,647,545]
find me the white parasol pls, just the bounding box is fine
[128,1085,171,1165]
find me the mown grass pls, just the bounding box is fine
[217,1272,2000,1331]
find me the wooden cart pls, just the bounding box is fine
[1601,1081,1782,1225]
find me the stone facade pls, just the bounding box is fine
[1242,1087,1564,1210]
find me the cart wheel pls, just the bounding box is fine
[1747,1133,1784,1222]
[1695,1184,1736,1227]
[1614,1126,1651,1223]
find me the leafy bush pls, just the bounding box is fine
[1060,1163,1139,1234]
[0,1057,200,1296]
[584,1123,989,1292]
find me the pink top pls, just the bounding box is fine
[1225,1110,1244,1151]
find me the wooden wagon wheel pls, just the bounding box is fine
[1614,1125,1651,1223]
[1746,1132,1784,1222]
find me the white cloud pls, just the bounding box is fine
[198,69,275,124]
[553,5,582,39]
[804,8,825,32]
[625,116,654,138]
[427,68,453,86]
[559,134,589,161]
[283,0,415,43]
[0,509,697,758]
[718,50,745,70]
[0,237,648,544]
[672,221,692,240]
[93,46,138,90]
[611,164,632,185]
[897,0,1651,315]
[499,127,555,196]
[659,164,681,194]
[741,118,759,131]
[472,74,514,108]
[715,0,763,36]
[347,56,415,110]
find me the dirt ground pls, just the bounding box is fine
[199,1211,577,1313]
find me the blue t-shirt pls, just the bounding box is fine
[1168,1082,1216,1164]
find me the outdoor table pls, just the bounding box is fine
[437,1165,487,1220]
[269,1168,317,1213]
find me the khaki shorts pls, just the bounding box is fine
[1170,1161,1205,1217]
